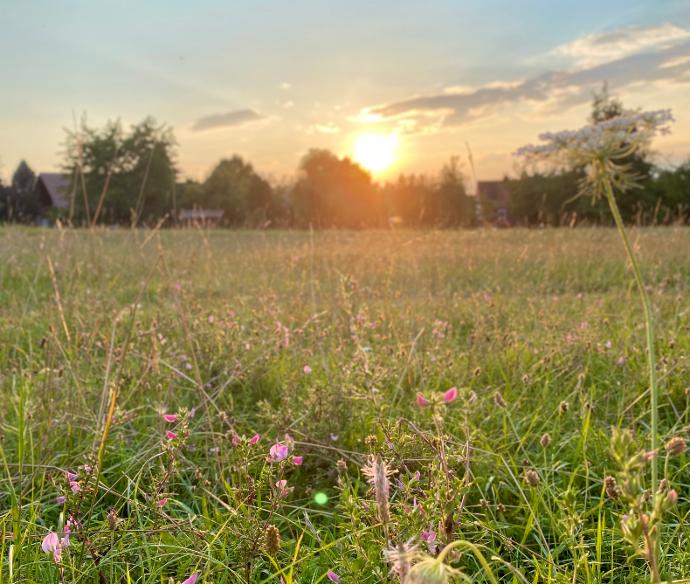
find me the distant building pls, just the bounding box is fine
[477,180,510,226]
[178,208,224,226]
[35,173,72,210]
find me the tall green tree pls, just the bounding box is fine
[63,117,177,225]
[200,156,273,224]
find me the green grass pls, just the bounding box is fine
[1,226,690,583]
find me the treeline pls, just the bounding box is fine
[0,118,476,228]
[2,88,689,228]
[506,163,690,226]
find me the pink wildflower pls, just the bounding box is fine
[166,431,177,440]
[182,574,198,584]
[421,529,437,542]
[443,386,458,403]
[65,471,78,482]
[157,498,168,507]
[415,393,430,408]
[163,414,178,423]
[269,442,289,462]
[303,365,312,374]
[248,433,261,445]
[326,570,340,583]
[42,531,69,563]
[69,481,81,493]
[275,479,289,497]
[55,495,66,504]
[292,456,304,466]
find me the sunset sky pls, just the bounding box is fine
[2,0,690,185]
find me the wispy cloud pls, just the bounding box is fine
[307,122,340,134]
[553,23,690,68]
[191,109,265,132]
[361,28,690,134]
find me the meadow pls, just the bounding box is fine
[2,226,690,583]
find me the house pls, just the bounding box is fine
[178,208,224,226]
[477,180,510,226]
[35,173,72,210]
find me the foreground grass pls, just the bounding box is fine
[1,226,690,583]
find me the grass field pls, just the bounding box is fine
[2,226,690,583]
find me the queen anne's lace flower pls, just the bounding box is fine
[515,109,674,162]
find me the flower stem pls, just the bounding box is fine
[602,172,659,493]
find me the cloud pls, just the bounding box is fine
[307,122,340,134]
[553,23,690,68]
[191,109,265,132]
[361,34,690,134]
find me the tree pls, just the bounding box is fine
[584,84,655,223]
[63,117,177,225]
[510,84,659,225]
[5,160,41,221]
[291,149,383,228]
[650,160,690,223]
[199,156,273,225]
[435,157,473,227]
[507,170,581,226]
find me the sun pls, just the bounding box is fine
[353,132,398,174]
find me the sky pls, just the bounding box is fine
[1,0,690,185]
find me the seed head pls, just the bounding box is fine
[665,436,686,457]
[524,469,540,487]
[493,391,506,408]
[263,524,281,554]
[540,433,551,448]
[604,475,619,499]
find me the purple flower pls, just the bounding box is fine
[182,574,198,584]
[421,529,437,542]
[326,570,340,583]
[55,495,66,505]
[248,433,261,445]
[292,455,304,466]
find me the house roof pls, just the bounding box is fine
[477,181,510,207]
[178,208,225,220]
[37,173,72,209]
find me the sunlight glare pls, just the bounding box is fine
[353,133,398,174]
